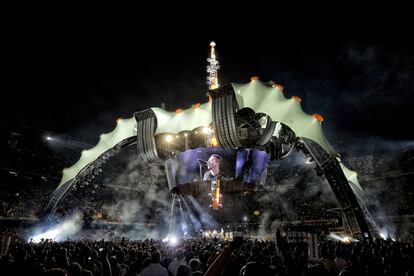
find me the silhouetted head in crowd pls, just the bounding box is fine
[189,258,202,272]
[68,262,82,276]
[339,269,351,276]
[175,248,185,261]
[151,250,161,263]
[240,262,260,276]
[185,251,195,263]
[177,264,192,276]
[43,268,68,276]
[82,270,93,276]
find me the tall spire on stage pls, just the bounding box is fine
[207,41,220,90]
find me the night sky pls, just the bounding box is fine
[2,16,413,154]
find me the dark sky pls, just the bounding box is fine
[2,16,413,153]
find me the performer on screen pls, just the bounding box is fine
[203,154,231,181]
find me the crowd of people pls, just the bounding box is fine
[0,174,54,218]
[1,229,414,275]
[0,168,344,226]
[1,126,413,226]
[1,126,414,275]
[0,126,66,218]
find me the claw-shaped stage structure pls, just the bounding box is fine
[43,77,379,239]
